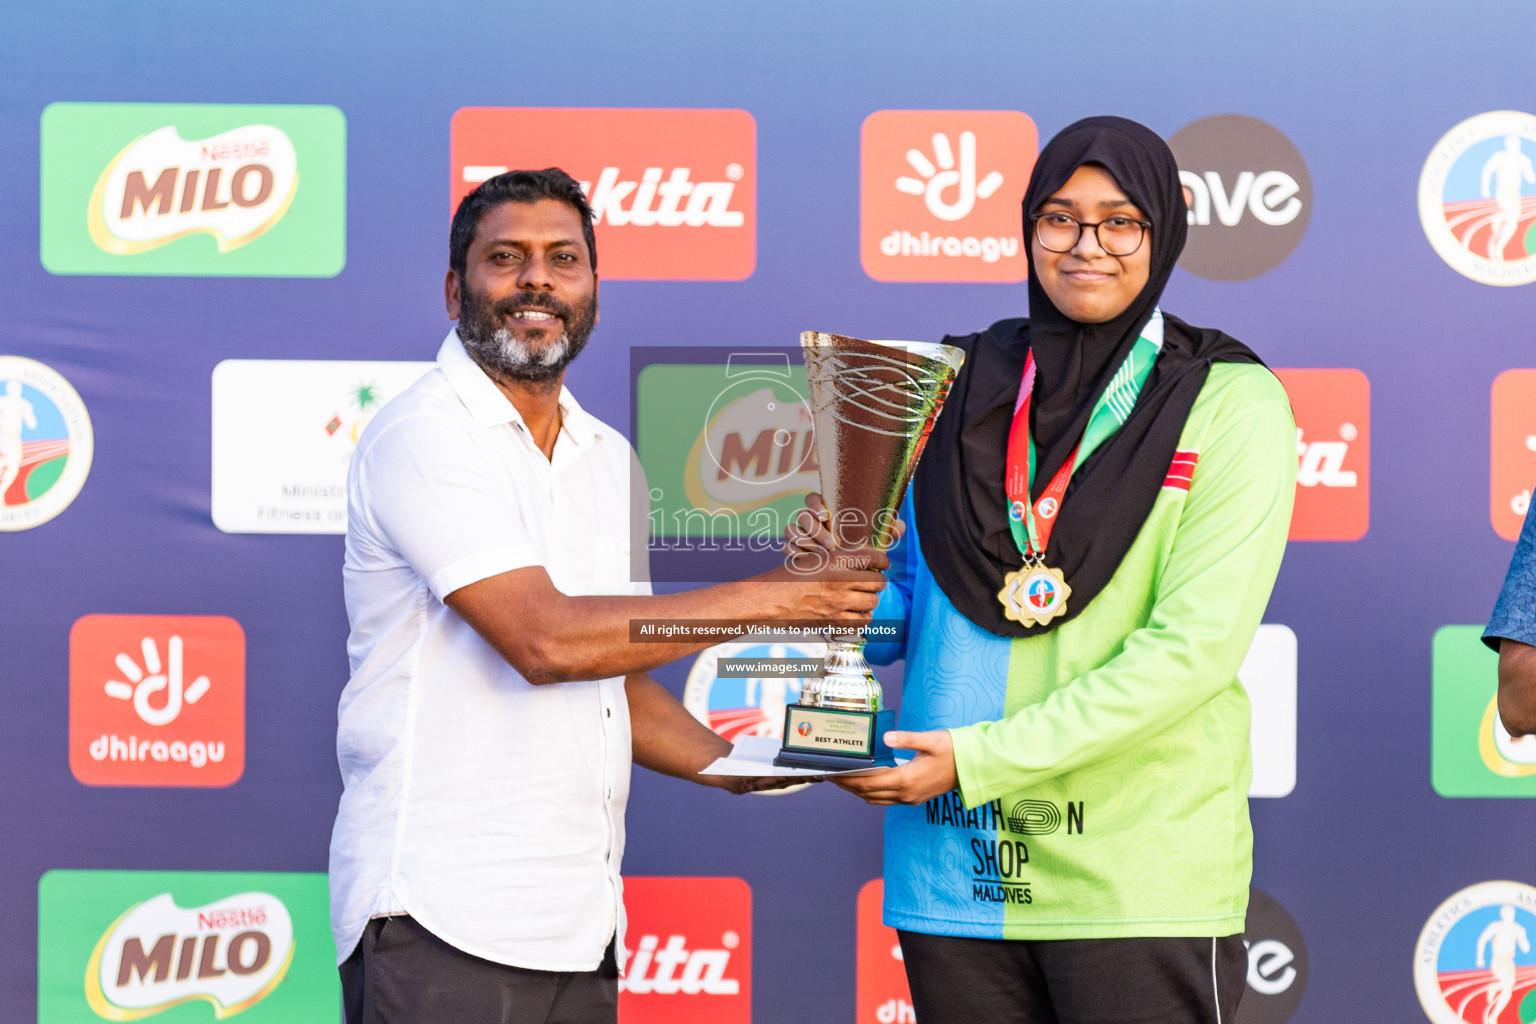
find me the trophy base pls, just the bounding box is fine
[773,707,896,771]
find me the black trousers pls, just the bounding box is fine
[340,916,618,1024]
[897,931,1246,1024]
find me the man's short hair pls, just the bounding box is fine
[449,168,597,278]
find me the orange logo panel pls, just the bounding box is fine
[69,614,245,787]
[450,108,755,281]
[619,876,750,1024]
[1492,369,1536,540]
[857,879,914,1024]
[1274,369,1370,541]
[861,110,1037,283]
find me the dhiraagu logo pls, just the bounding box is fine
[41,103,345,277]
[1432,625,1536,797]
[38,870,336,1022]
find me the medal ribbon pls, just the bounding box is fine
[1005,317,1163,561]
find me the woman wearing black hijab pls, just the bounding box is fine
[831,117,1297,1020]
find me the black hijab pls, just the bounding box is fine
[912,116,1263,638]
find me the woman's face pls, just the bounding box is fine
[1029,163,1153,324]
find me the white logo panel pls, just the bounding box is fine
[1239,624,1298,798]
[211,359,433,534]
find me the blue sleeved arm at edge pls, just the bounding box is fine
[865,490,915,665]
[1485,496,1536,651]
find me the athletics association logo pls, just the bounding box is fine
[1026,575,1060,610]
[861,110,1038,282]
[1415,881,1536,1024]
[619,877,750,1024]
[38,870,335,1022]
[1274,369,1370,541]
[450,107,755,280]
[40,103,346,277]
[1491,370,1536,540]
[1168,115,1312,281]
[0,356,93,531]
[683,638,822,796]
[1420,111,1536,286]
[70,614,245,787]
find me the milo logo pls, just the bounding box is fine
[88,124,299,255]
[38,870,337,1022]
[86,892,294,1017]
[41,103,345,277]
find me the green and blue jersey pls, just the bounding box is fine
[866,363,1295,939]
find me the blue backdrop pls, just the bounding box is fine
[4,2,1536,1021]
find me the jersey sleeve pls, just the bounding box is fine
[865,490,915,665]
[950,374,1297,805]
[1484,498,1536,650]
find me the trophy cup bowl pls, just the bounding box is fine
[773,332,965,771]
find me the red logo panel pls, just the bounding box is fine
[1492,370,1536,540]
[1274,369,1370,541]
[857,879,914,1024]
[620,876,750,1024]
[69,614,245,787]
[450,108,755,281]
[861,110,1037,283]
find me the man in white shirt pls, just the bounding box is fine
[332,169,885,1024]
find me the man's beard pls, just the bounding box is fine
[456,283,596,385]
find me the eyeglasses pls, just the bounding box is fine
[1029,212,1151,257]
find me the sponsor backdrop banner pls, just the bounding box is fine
[5,3,1536,1022]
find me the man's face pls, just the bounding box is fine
[1029,163,1152,325]
[447,198,598,384]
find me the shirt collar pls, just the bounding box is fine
[437,329,600,447]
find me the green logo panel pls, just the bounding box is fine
[1431,625,1536,797]
[38,869,337,1023]
[41,103,345,277]
[636,357,815,540]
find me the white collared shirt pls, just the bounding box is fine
[329,329,646,971]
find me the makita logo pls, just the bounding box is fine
[450,107,757,280]
[619,934,741,995]
[1274,368,1370,541]
[1295,424,1358,488]
[462,164,745,227]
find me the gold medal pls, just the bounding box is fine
[997,562,1072,627]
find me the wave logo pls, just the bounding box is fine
[1492,370,1536,540]
[1416,881,1536,1024]
[1274,369,1370,541]
[1421,111,1536,286]
[87,124,298,255]
[70,615,245,787]
[0,356,93,531]
[450,108,755,280]
[619,877,750,1024]
[1237,887,1308,1024]
[84,892,293,1020]
[862,110,1037,282]
[1168,115,1312,281]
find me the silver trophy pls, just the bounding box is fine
[774,332,964,771]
